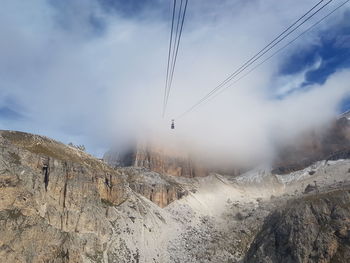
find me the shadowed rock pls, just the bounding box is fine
[0,130,129,262]
[273,117,350,174]
[244,189,350,263]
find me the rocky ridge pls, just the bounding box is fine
[245,188,350,263]
[103,141,243,178]
[120,167,187,208]
[0,130,168,262]
[1,130,350,262]
[272,116,350,174]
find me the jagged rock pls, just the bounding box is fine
[272,117,350,174]
[1,129,350,263]
[327,149,350,161]
[304,184,317,193]
[103,140,242,178]
[0,130,132,262]
[104,142,208,177]
[244,189,350,263]
[103,146,135,167]
[0,130,196,262]
[121,168,187,208]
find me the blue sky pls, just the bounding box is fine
[275,9,350,110]
[0,0,349,159]
[278,10,350,85]
[279,12,350,80]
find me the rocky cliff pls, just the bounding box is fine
[272,117,350,174]
[1,129,350,263]
[103,140,244,178]
[0,130,132,262]
[104,142,209,178]
[120,167,187,208]
[245,188,350,263]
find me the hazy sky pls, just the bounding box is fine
[0,0,349,160]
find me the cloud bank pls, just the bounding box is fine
[0,0,349,164]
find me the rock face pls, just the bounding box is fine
[103,145,135,167]
[104,142,208,178]
[0,130,199,263]
[272,117,350,174]
[0,130,128,207]
[0,130,131,262]
[121,168,187,208]
[245,189,350,263]
[2,129,350,263]
[133,144,207,177]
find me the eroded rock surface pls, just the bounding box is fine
[0,130,199,263]
[273,117,350,174]
[121,167,187,208]
[0,131,143,262]
[245,188,350,263]
[104,142,207,177]
[2,130,350,263]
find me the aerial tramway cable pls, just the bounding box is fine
[202,0,350,106]
[176,0,335,119]
[167,0,189,101]
[163,0,177,117]
[162,0,189,118]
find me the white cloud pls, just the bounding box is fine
[0,0,349,162]
[275,56,322,96]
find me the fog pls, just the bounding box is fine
[0,0,349,165]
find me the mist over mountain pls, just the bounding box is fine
[0,0,349,162]
[1,1,350,262]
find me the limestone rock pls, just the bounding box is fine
[244,189,350,263]
[104,141,208,177]
[0,130,130,262]
[273,117,350,174]
[122,168,187,208]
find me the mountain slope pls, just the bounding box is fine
[272,117,350,174]
[1,130,350,262]
[245,188,350,263]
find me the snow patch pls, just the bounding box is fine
[275,159,346,185]
[234,166,272,184]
